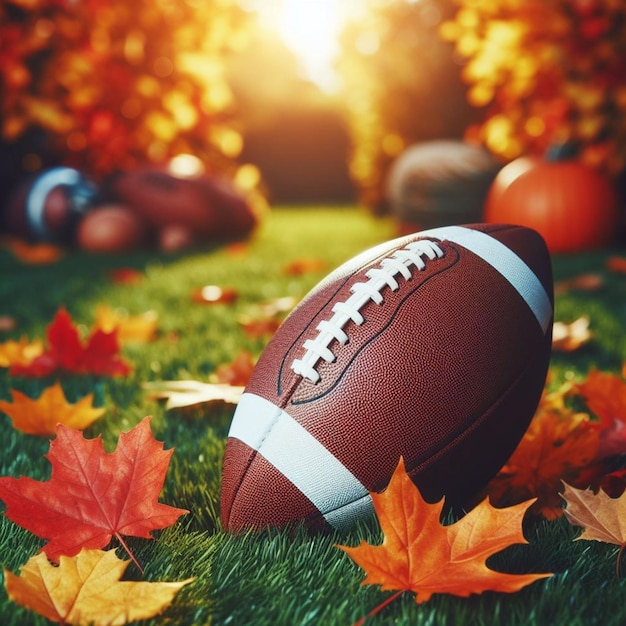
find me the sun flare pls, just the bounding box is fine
[243,0,361,92]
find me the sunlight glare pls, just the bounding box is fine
[242,0,362,92]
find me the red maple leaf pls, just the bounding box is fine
[9,307,131,377]
[0,417,187,565]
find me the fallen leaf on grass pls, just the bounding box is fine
[485,386,599,519]
[107,267,144,284]
[256,296,298,317]
[577,369,626,460]
[577,368,626,430]
[338,458,550,620]
[212,350,256,386]
[552,316,592,352]
[283,257,327,276]
[561,483,626,575]
[0,315,17,332]
[6,238,63,264]
[606,256,626,274]
[554,273,604,295]
[238,314,282,339]
[10,307,132,377]
[0,417,187,565]
[93,304,158,343]
[0,382,105,435]
[191,285,238,304]
[4,548,193,626]
[0,336,44,368]
[226,241,249,257]
[144,380,243,410]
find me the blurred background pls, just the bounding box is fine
[1,0,625,247]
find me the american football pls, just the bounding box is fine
[221,223,553,533]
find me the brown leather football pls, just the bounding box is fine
[221,223,553,533]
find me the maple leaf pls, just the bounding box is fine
[485,386,600,519]
[0,417,188,565]
[0,336,44,368]
[575,368,626,465]
[577,368,626,429]
[561,483,626,575]
[4,548,193,625]
[9,307,132,377]
[143,380,243,410]
[0,382,105,436]
[338,458,550,618]
[93,304,159,343]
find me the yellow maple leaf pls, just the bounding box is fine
[0,336,44,368]
[93,304,158,343]
[338,458,550,617]
[0,382,105,435]
[4,549,194,625]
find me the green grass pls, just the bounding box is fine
[0,207,625,625]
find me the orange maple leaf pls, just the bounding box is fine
[0,382,105,436]
[4,548,193,625]
[0,336,44,368]
[485,386,600,519]
[577,368,626,429]
[338,458,550,619]
[561,483,626,575]
[576,368,626,464]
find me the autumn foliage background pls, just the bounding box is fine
[1,0,626,624]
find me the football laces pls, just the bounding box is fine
[291,239,444,384]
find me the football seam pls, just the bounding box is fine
[302,352,547,527]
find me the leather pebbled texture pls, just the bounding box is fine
[221,223,554,532]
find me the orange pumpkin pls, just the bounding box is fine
[484,157,621,253]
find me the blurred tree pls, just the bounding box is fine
[0,0,254,185]
[441,0,626,176]
[226,29,354,204]
[338,0,480,211]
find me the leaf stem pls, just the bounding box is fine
[352,590,405,626]
[115,532,144,575]
[617,543,626,579]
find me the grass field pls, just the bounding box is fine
[1,206,625,626]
